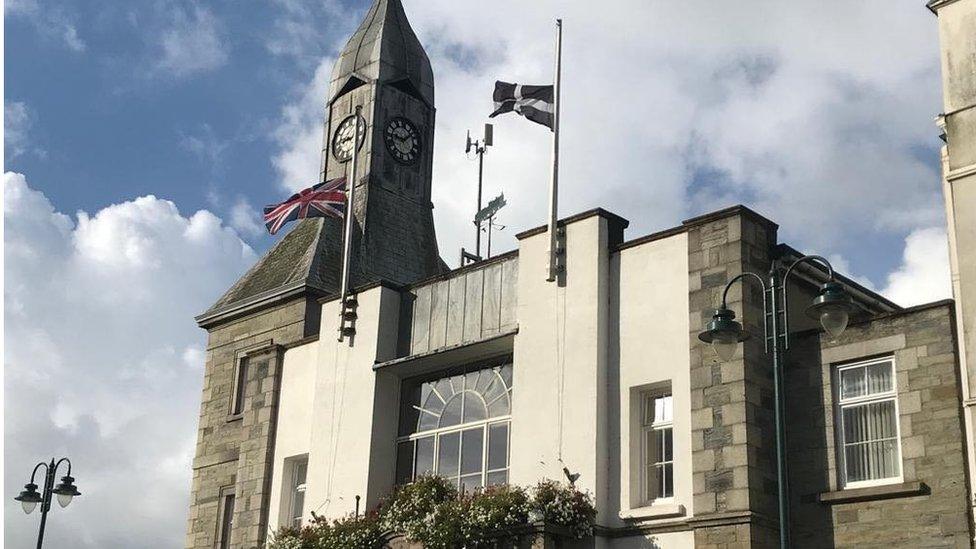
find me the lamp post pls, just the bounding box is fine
[14,457,81,549]
[697,255,856,549]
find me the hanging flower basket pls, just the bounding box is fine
[268,477,596,549]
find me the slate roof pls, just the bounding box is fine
[200,218,343,322]
[329,0,434,107]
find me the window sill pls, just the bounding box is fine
[226,413,243,423]
[818,481,928,504]
[619,503,686,521]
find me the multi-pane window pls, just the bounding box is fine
[396,362,512,493]
[231,357,248,416]
[641,393,673,503]
[288,458,308,528]
[836,358,901,488]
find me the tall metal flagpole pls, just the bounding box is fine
[338,105,362,341]
[546,19,563,282]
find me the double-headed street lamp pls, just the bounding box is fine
[15,457,81,549]
[698,255,857,549]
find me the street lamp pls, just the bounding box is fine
[697,255,856,549]
[15,457,81,549]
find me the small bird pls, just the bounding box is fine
[562,466,580,486]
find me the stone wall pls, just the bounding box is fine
[685,207,780,548]
[184,296,318,549]
[788,302,972,548]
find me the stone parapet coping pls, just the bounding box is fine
[817,481,929,504]
[515,207,630,240]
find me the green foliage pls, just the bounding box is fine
[379,475,458,541]
[268,477,596,549]
[415,497,469,549]
[463,485,531,548]
[267,526,314,549]
[266,512,384,549]
[467,485,531,534]
[529,479,597,539]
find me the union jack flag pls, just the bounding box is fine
[263,177,347,235]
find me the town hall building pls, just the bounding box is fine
[184,0,976,547]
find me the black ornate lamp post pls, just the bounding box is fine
[14,457,81,549]
[697,256,857,549]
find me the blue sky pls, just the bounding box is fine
[4,1,954,547]
[6,1,949,282]
[6,1,347,246]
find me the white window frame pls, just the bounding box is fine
[395,363,513,491]
[398,417,512,491]
[286,457,308,528]
[835,357,903,490]
[639,391,674,505]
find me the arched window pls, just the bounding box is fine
[396,362,512,492]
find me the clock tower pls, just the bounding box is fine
[320,0,445,286]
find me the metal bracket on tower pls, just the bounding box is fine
[551,225,566,276]
[338,295,358,341]
[460,248,482,266]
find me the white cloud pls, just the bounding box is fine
[229,196,266,237]
[179,123,228,166]
[156,6,229,77]
[3,172,256,548]
[272,0,944,275]
[5,101,33,160]
[881,226,952,307]
[5,0,86,51]
[265,0,352,62]
[272,57,333,190]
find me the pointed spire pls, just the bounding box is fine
[329,0,434,107]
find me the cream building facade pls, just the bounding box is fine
[932,0,976,540]
[184,1,976,547]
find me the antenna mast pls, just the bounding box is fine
[462,124,493,265]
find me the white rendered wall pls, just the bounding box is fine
[612,233,693,541]
[267,285,401,528]
[509,215,613,533]
[266,216,695,547]
[267,341,318,532]
[936,0,976,539]
[510,216,694,548]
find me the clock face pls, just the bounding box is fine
[331,114,367,162]
[384,117,422,164]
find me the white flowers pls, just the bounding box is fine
[270,476,596,549]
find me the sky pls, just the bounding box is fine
[3,0,954,547]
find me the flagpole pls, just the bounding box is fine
[338,105,361,341]
[546,19,563,282]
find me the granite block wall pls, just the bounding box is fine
[686,208,780,548]
[185,297,317,549]
[788,302,972,548]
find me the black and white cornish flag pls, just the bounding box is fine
[489,81,554,129]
